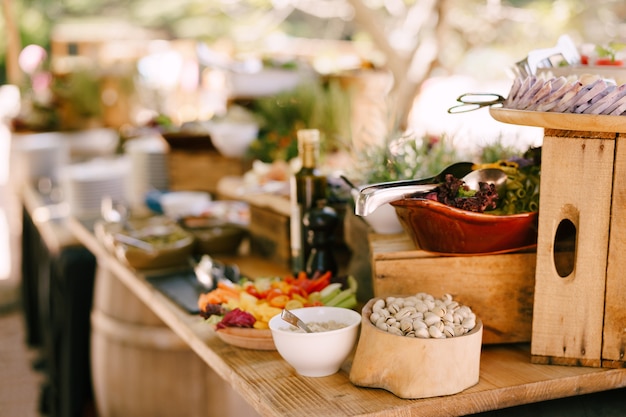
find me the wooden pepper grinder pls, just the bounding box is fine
[303,199,338,277]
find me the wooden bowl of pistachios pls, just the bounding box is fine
[349,293,483,399]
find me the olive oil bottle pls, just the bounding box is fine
[303,199,338,277]
[290,129,327,274]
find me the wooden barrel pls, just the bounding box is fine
[91,266,259,417]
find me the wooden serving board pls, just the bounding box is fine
[490,107,626,133]
[215,327,276,351]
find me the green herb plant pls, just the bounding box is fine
[246,77,351,162]
[351,130,461,185]
[595,42,626,63]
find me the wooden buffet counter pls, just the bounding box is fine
[67,216,626,417]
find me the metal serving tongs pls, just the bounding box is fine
[191,254,241,291]
[354,163,508,217]
[447,93,506,114]
[354,162,474,216]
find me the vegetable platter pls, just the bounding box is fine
[198,272,359,350]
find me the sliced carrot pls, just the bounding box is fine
[268,294,290,308]
[217,281,240,294]
[199,286,240,307]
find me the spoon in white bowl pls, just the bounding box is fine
[281,309,312,333]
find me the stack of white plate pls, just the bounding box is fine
[124,135,170,211]
[11,132,69,186]
[63,128,119,161]
[59,157,130,218]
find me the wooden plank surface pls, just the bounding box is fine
[490,107,626,133]
[604,134,626,366]
[68,217,626,417]
[532,131,615,366]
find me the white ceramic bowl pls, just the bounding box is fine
[208,121,259,158]
[268,306,361,377]
[159,191,211,218]
[362,202,404,234]
[350,188,404,234]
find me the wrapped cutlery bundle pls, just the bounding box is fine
[504,73,626,115]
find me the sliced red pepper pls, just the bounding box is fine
[287,272,308,293]
[288,285,308,298]
[310,270,323,280]
[265,288,285,302]
[245,285,263,299]
[305,271,332,293]
[295,271,309,287]
[595,58,624,66]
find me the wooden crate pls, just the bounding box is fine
[370,234,536,345]
[531,129,626,368]
[248,205,291,267]
[245,203,349,270]
[216,177,349,271]
[216,177,292,267]
[168,149,249,195]
[604,133,626,368]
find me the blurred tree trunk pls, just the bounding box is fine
[2,0,22,85]
[348,0,446,130]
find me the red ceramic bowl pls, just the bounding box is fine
[390,198,539,255]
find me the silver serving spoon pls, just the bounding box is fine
[101,197,130,225]
[281,309,312,333]
[354,167,507,216]
[113,233,156,252]
[462,168,508,197]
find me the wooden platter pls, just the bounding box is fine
[490,107,626,133]
[214,327,276,351]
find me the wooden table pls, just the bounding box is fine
[68,217,626,417]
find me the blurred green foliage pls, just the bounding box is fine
[245,77,352,162]
[351,132,461,184]
[3,0,626,85]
